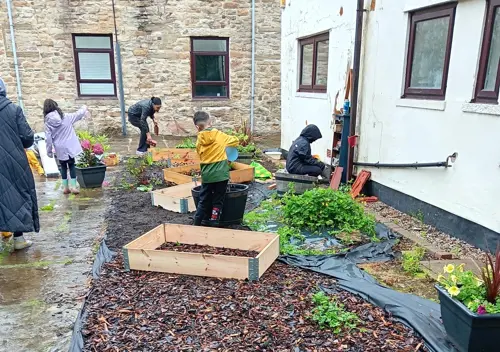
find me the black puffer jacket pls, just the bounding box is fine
[286,124,325,174]
[0,79,39,233]
[128,99,155,133]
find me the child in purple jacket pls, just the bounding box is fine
[44,99,89,194]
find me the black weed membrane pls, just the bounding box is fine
[69,184,457,352]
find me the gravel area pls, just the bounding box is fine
[366,202,488,262]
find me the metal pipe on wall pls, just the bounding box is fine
[112,0,127,136]
[250,0,256,133]
[347,0,365,180]
[5,0,24,110]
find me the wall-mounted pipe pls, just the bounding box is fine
[354,153,458,169]
[5,0,24,110]
[112,0,127,136]
[249,0,256,133]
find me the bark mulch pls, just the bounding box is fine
[159,243,259,258]
[83,258,426,352]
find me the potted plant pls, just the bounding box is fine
[225,120,259,164]
[75,140,107,188]
[436,248,500,352]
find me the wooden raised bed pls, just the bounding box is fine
[151,183,196,214]
[163,162,254,185]
[122,224,279,280]
[151,148,200,164]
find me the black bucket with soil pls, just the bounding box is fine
[192,184,249,225]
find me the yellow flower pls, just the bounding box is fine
[448,286,460,296]
[444,264,455,274]
[437,274,446,283]
[450,275,457,283]
[457,264,464,273]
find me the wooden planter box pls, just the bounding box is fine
[151,148,200,164]
[163,162,254,185]
[151,183,196,214]
[122,224,279,280]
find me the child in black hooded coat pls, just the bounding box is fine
[286,124,327,177]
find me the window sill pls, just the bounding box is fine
[462,103,500,117]
[396,98,446,111]
[295,92,328,100]
[75,96,118,102]
[191,97,230,102]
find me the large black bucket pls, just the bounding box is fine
[192,184,249,225]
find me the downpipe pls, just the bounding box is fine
[5,0,24,110]
[354,153,458,169]
[249,0,256,133]
[112,0,127,136]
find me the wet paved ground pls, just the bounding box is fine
[0,133,280,352]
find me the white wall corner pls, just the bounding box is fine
[396,98,446,111]
[462,103,500,117]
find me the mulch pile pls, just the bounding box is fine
[83,259,426,351]
[159,243,259,258]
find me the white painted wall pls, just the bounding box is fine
[357,0,500,233]
[280,0,356,161]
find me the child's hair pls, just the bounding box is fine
[43,99,63,120]
[193,111,210,128]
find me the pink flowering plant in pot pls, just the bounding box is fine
[75,140,107,188]
[435,247,500,352]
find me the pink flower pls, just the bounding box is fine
[81,140,91,150]
[477,306,487,315]
[92,143,104,155]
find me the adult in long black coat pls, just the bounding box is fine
[286,124,327,177]
[0,78,39,250]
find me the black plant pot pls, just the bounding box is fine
[436,285,500,352]
[75,163,107,188]
[236,153,254,165]
[192,184,249,225]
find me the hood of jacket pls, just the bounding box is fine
[0,78,6,98]
[45,110,63,128]
[197,128,218,146]
[300,124,322,143]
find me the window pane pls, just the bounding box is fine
[194,85,227,97]
[193,39,227,52]
[485,7,500,91]
[315,40,329,86]
[75,36,111,49]
[301,44,313,86]
[195,55,226,81]
[78,53,112,80]
[80,83,115,95]
[410,16,449,89]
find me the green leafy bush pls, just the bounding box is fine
[401,247,425,275]
[175,138,196,149]
[311,291,359,333]
[282,188,376,236]
[76,130,110,152]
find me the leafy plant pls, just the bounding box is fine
[279,226,340,256]
[482,246,500,304]
[225,120,259,154]
[282,188,376,237]
[76,130,110,152]
[40,200,56,211]
[311,291,359,333]
[410,210,424,223]
[401,247,425,275]
[76,140,105,168]
[175,138,196,149]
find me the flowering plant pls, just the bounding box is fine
[77,139,104,168]
[438,247,500,314]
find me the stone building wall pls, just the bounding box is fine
[0,0,281,136]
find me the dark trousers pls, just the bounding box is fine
[60,157,76,180]
[300,165,324,177]
[128,115,149,153]
[14,232,22,238]
[193,180,229,226]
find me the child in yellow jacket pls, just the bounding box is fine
[193,111,239,227]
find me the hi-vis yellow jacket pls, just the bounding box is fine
[196,128,239,183]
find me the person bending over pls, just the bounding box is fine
[128,97,161,156]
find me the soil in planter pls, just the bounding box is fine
[180,169,202,177]
[159,242,259,257]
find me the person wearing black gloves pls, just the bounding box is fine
[128,97,162,156]
[286,124,328,177]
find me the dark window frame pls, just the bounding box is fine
[190,37,230,100]
[474,0,500,104]
[298,33,329,93]
[403,3,456,100]
[72,34,117,98]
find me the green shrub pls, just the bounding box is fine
[311,291,359,333]
[282,188,376,236]
[402,247,425,275]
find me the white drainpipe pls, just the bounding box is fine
[5,0,24,110]
[250,0,256,133]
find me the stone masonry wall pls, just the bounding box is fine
[0,0,281,136]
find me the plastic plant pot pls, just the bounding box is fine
[75,163,107,188]
[192,184,249,225]
[435,285,500,352]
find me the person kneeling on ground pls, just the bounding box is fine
[286,124,329,178]
[192,111,239,227]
